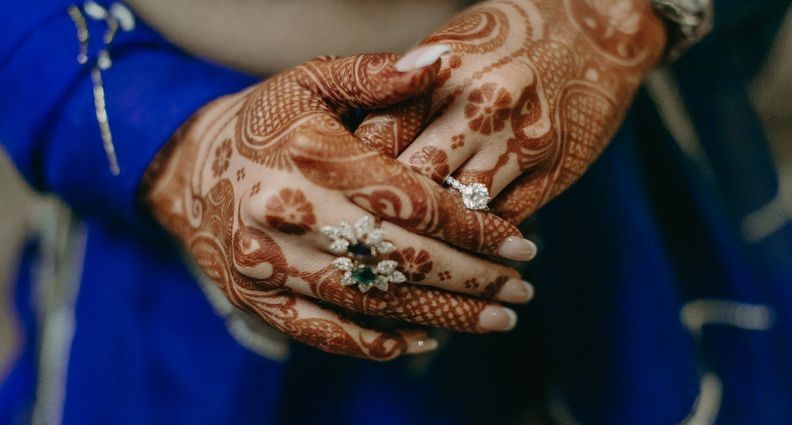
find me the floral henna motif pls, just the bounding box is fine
[451,134,465,149]
[211,138,232,178]
[389,247,434,282]
[464,279,481,290]
[464,82,513,135]
[264,188,317,235]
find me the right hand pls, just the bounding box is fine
[142,51,536,360]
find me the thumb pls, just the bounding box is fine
[297,44,450,110]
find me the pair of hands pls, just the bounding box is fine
[144,0,665,360]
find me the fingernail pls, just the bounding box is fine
[406,338,439,354]
[479,305,517,332]
[498,236,537,261]
[497,278,534,303]
[395,44,452,72]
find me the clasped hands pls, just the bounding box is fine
[144,0,665,360]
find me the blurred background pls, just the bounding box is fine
[1,4,792,386]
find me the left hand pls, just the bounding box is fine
[356,0,667,224]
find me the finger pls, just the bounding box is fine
[396,77,526,186]
[397,75,554,200]
[234,286,437,360]
[296,45,450,111]
[316,201,533,303]
[354,94,431,158]
[489,171,553,225]
[231,221,518,334]
[288,264,518,334]
[288,116,537,262]
[378,220,532,303]
[244,185,533,303]
[398,116,483,185]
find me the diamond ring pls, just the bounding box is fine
[444,176,490,211]
[321,216,406,293]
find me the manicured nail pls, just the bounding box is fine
[395,44,452,72]
[497,278,534,304]
[478,305,517,332]
[498,236,537,261]
[406,338,439,354]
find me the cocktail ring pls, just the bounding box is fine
[321,216,406,293]
[444,176,490,211]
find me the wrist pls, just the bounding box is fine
[141,92,241,220]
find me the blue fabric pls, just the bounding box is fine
[2,0,792,424]
[63,223,285,425]
[0,0,255,228]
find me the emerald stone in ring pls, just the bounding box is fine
[444,176,490,211]
[321,216,406,293]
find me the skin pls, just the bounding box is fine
[357,0,667,224]
[125,0,470,75]
[143,54,530,360]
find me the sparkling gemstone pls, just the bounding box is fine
[366,228,385,244]
[340,272,355,286]
[461,183,490,210]
[329,239,350,254]
[376,241,396,254]
[320,225,338,238]
[375,260,398,275]
[348,242,373,257]
[338,221,356,242]
[331,257,354,272]
[388,270,407,283]
[374,276,389,291]
[354,216,374,238]
[351,267,377,285]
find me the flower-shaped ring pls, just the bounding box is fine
[321,216,406,293]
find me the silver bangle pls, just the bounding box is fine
[650,0,714,62]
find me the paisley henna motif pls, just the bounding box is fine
[422,7,511,54]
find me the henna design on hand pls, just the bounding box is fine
[264,188,317,235]
[359,0,666,225]
[464,82,513,135]
[211,138,232,178]
[144,52,530,360]
[389,247,434,283]
[407,146,451,183]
